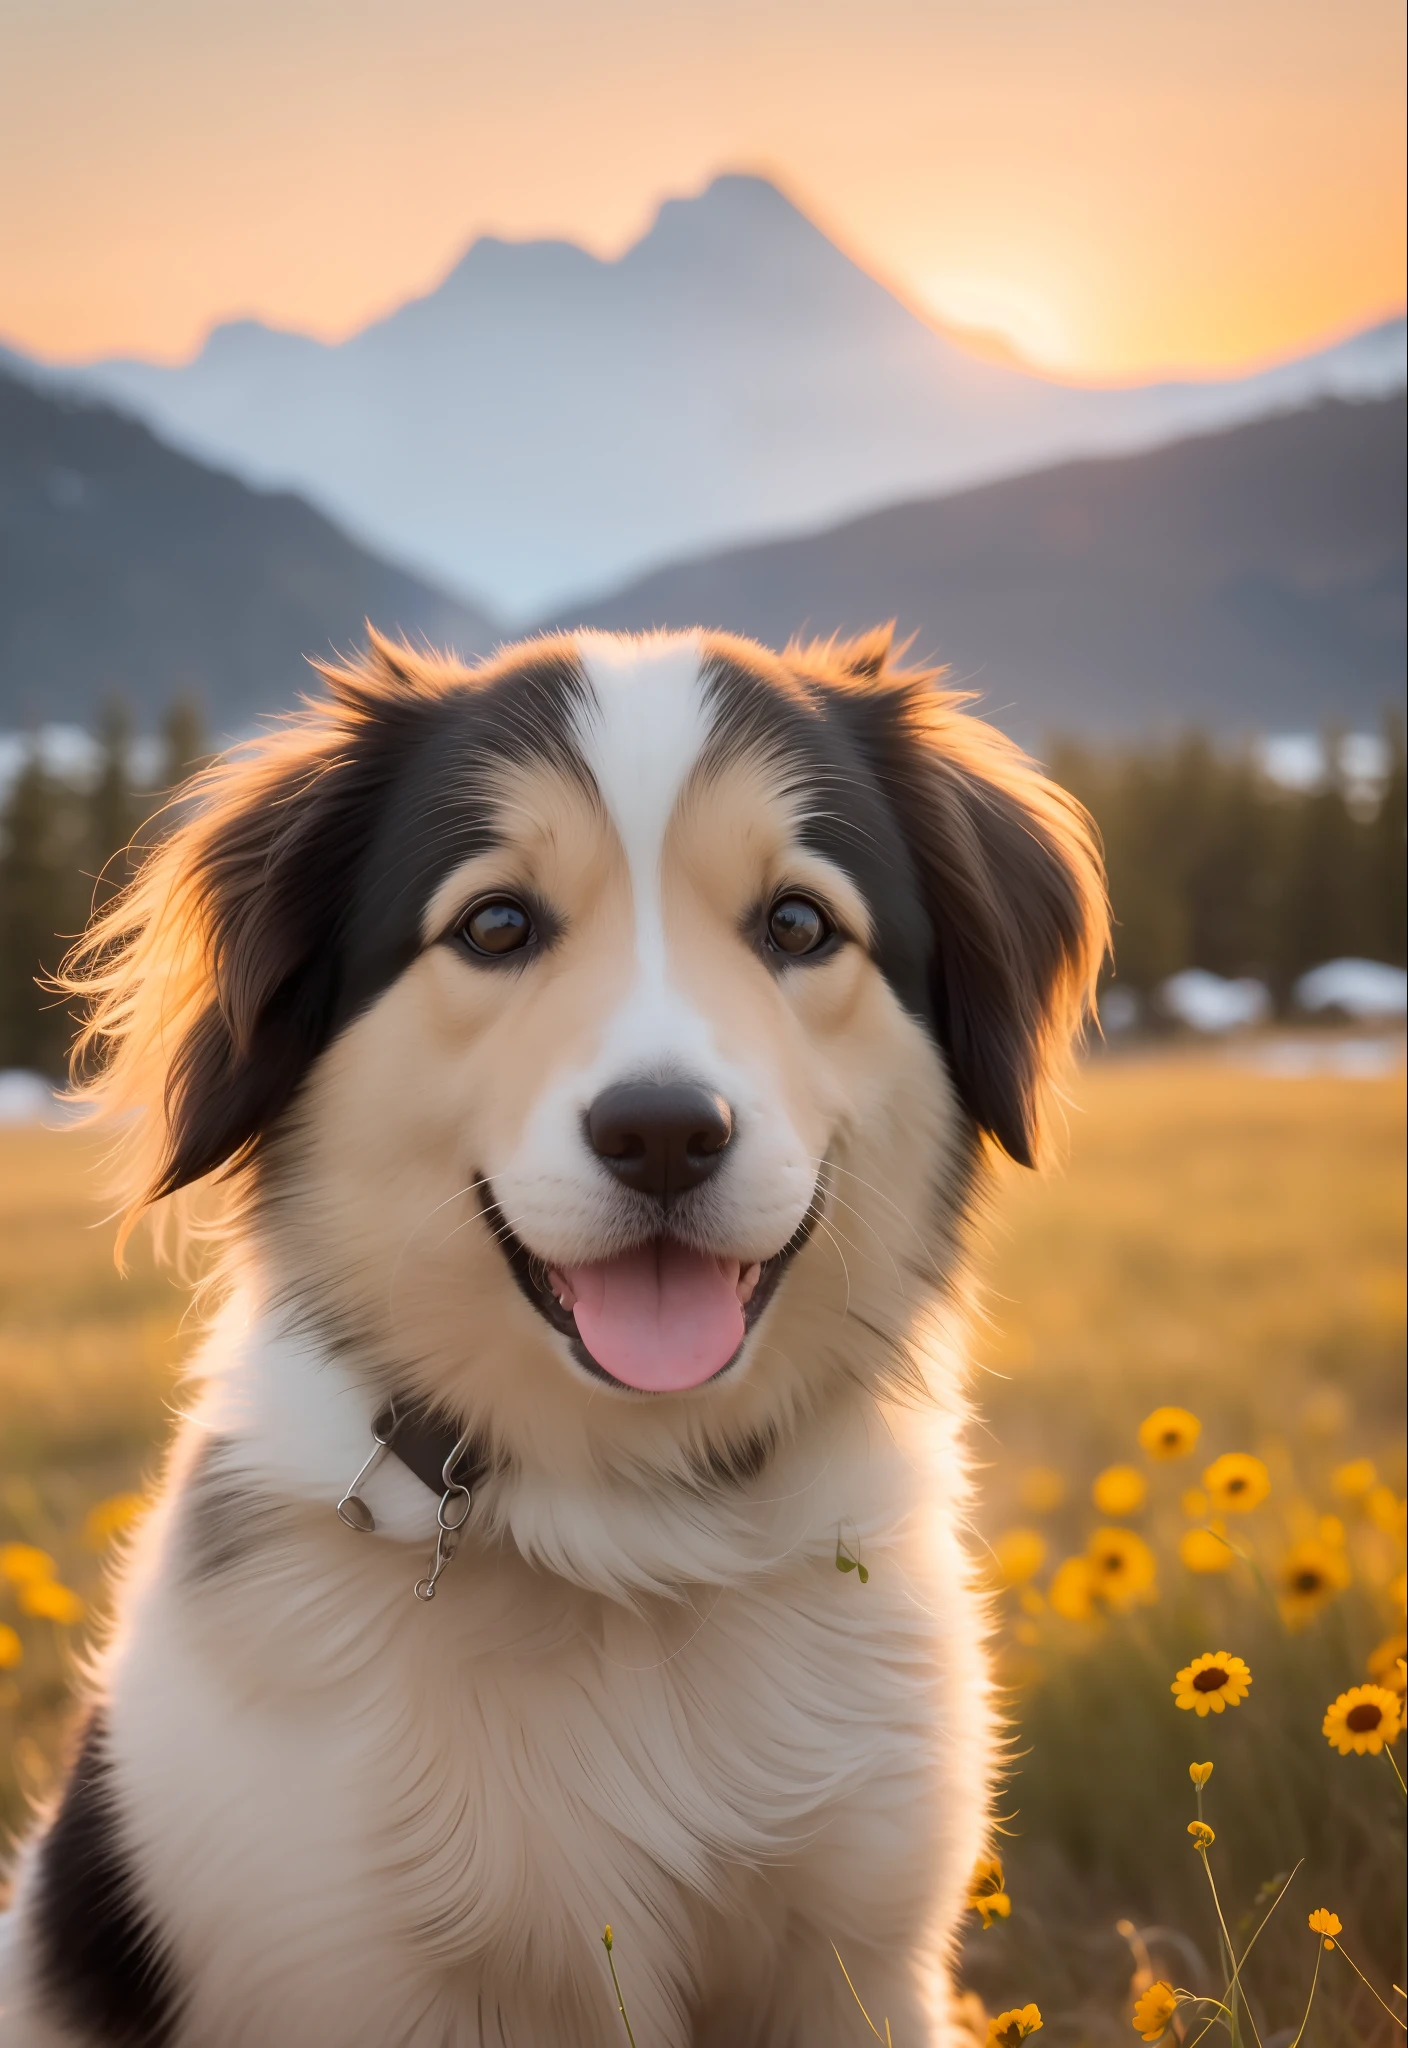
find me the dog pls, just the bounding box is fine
[0,627,1104,2046]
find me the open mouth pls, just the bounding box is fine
[480,1185,823,1393]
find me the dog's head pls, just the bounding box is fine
[71,629,1104,1467]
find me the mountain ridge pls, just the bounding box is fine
[9,174,1401,617]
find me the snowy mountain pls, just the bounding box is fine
[16,175,1406,618]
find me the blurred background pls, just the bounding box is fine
[0,1,1403,2039]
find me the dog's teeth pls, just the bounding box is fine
[737,1262,762,1306]
[548,1268,576,1311]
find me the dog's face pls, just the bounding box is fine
[83,630,1101,1466]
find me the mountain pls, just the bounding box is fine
[19,175,1404,619]
[545,395,1406,740]
[0,368,497,733]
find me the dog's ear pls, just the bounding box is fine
[830,639,1107,1166]
[62,637,453,1216]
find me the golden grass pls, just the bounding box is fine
[0,1048,1402,2035]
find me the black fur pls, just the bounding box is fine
[30,1712,180,2046]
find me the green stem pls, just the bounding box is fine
[1383,1742,1407,1799]
[1198,1847,1265,2048]
[603,1940,639,2048]
[1330,1941,1408,2031]
[1287,1938,1322,2048]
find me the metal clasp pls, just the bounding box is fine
[413,1430,477,1602]
[336,1402,398,1533]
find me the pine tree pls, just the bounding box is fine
[88,696,139,914]
[0,753,88,1074]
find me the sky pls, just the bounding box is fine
[1,0,1403,383]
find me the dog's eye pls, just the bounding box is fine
[766,895,832,958]
[459,897,535,957]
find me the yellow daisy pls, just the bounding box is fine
[1187,1821,1215,1847]
[1307,1908,1342,1949]
[1131,1981,1178,2040]
[1087,1527,1157,1610]
[988,2006,1042,2047]
[994,1529,1047,1585]
[1330,1458,1376,1501]
[1202,1453,1270,1513]
[1277,1539,1351,1628]
[19,1579,85,1626]
[1139,1407,1201,1460]
[0,1624,22,1670]
[1366,1486,1406,1539]
[1180,1526,1233,1574]
[0,1543,56,1585]
[1188,1761,1213,1786]
[1049,1556,1096,1622]
[1093,1465,1147,1517]
[967,1857,1013,1930]
[1322,1684,1402,1756]
[1367,1633,1406,1689]
[1172,1651,1253,1716]
[84,1492,148,1550]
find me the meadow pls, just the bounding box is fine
[0,1044,1403,2043]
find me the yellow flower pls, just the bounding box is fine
[1087,1527,1157,1610]
[1018,1466,1066,1514]
[967,1854,1012,1927]
[1367,1633,1406,1689]
[1202,1453,1270,1513]
[1131,1981,1179,2040]
[1366,1486,1406,1539]
[0,1624,22,1670]
[1181,1487,1210,1519]
[1172,1652,1253,1716]
[0,1543,57,1585]
[988,2006,1042,2047]
[84,1492,147,1550]
[1318,1514,1345,1548]
[1277,1539,1351,1627]
[995,1529,1047,1585]
[1019,1587,1045,1617]
[1093,1465,1147,1517]
[1331,1458,1377,1501]
[1307,1908,1342,1949]
[1139,1407,1201,1460]
[19,1580,85,1626]
[1393,1569,1407,1613]
[1322,1684,1402,1756]
[1180,1526,1233,1574]
[1187,1821,1215,1848]
[1049,1556,1096,1622]
[1188,1761,1213,1787]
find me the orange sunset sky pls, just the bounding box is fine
[2,0,1404,382]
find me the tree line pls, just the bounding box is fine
[0,708,1404,1077]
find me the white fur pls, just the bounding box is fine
[0,634,1002,2046]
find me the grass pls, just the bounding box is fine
[0,1044,1403,2040]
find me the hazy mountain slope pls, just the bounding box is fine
[548,396,1406,739]
[0,370,497,732]
[33,176,1403,618]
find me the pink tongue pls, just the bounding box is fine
[562,1243,745,1392]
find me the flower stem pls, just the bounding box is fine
[1329,1940,1408,2031]
[1286,1937,1322,2048]
[832,1945,889,2045]
[603,1937,639,2048]
[1198,1847,1265,2048]
[1383,1742,1407,1799]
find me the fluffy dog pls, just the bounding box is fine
[0,628,1103,2046]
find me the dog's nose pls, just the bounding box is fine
[586,1083,734,1204]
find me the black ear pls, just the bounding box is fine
[853,660,1107,1166]
[149,652,445,1200]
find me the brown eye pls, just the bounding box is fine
[460,897,534,957]
[767,895,831,957]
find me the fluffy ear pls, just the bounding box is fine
[840,648,1108,1166]
[61,638,451,1222]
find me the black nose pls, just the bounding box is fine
[586,1083,734,1204]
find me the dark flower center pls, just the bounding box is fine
[1292,1571,1323,1593]
[1346,1702,1383,1732]
[1226,1477,1247,1493]
[1193,1667,1229,1692]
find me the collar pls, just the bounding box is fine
[336,1396,492,1600]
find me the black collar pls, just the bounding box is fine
[375,1398,490,1497]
